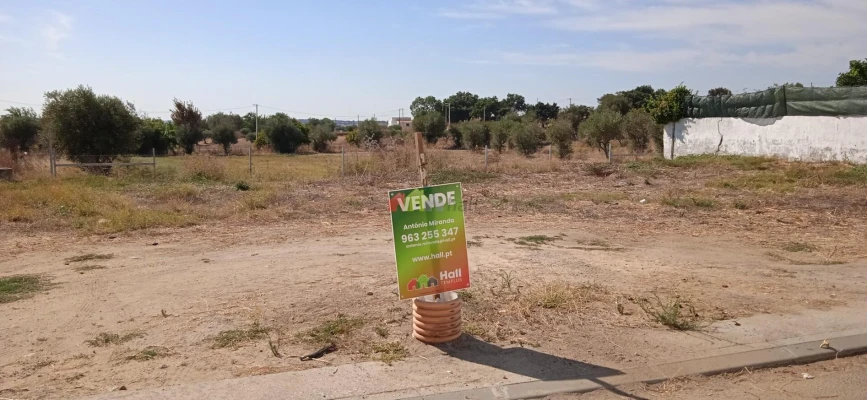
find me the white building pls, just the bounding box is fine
[389,117,412,130]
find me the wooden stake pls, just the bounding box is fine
[414,132,428,186]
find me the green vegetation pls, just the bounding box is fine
[0,275,50,303]
[412,111,446,144]
[211,323,270,349]
[429,168,496,184]
[372,341,409,364]
[547,119,574,159]
[127,346,172,361]
[299,314,363,345]
[0,107,40,154]
[639,296,702,331]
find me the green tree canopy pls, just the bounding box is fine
[616,85,657,110]
[501,93,527,114]
[444,91,479,123]
[0,107,40,153]
[547,118,574,159]
[171,99,204,154]
[412,111,446,144]
[410,96,443,117]
[471,96,500,121]
[265,113,308,153]
[355,118,384,146]
[242,112,257,132]
[527,101,559,124]
[598,94,631,115]
[559,105,593,137]
[308,117,336,132]
[707,87,733,96]
[309,124,337,152]
[579,109,623,158]
[43,85,141,171]
[622,109,657,152]
[137,118,176,155]
[836,59,867,87]
[205,112,242,132]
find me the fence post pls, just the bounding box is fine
[549,144,552,161]
[49,136,55,178]
[484,146,488,171]
[607,142,612,163]
[341,146,345,178]
[249,146,253,178]
[152,148,156,178]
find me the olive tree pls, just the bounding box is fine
[265,113,308,153]
[42,86,141,172]
[171,99,204,154]
[579,109,623,158]
[546,118,574,159]
[0,107,40,154]
[412,111,446,144]
[309,124,337,152]
[211,122,238,155]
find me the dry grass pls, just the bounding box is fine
[371,341,409,364]
[127,346,172,361]
[73,265,107,273]
[638,296,703,331]
[85,332,145,347]
[297,314,364,346]
[65,253,113,263]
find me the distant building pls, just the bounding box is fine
[390,117,412,131]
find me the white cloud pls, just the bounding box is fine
[439,0,557,19]
[467,0,867,71]
[41,10,73,51]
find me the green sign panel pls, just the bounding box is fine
[388,183,471,300]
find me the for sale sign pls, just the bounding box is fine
[388,182,470,300]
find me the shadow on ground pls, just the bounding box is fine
[437,335,646,400]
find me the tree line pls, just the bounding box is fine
[2,59,865,166]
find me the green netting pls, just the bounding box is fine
[686,87,867,118]
[786,86,867,116]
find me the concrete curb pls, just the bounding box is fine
[405,333,867,400]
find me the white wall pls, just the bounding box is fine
[664,116,867,163]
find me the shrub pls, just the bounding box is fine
[137,118,176,156]
[490,119,519,152]
[211,123,238,155]
[253,132,270,149]
[42,85,141,173]
[579,109,623,158]
[266,114,308,154]
[0,107,40,154]
[309,124,337,152]
[356,119,384,147]
[447,125,462,149]
[546,119,574,159]
[514,123,542,156]
[387,125,404,137]
[245,132,257,142]
[460,120,490,150]
[171,99,204,155]
[345,129,359,146]
[412,111,446,144]
[645,85,691,156]
[622,109,657,152]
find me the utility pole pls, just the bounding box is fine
[254,104,259,140]
[483,106,486,121]
[569,98,572,107]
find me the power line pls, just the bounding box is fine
[0,99,41,106]
[143,105,254,114]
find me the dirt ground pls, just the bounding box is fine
[551,354,867,399]
[2,157,867,399]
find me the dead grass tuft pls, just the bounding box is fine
[73,265,107,272]
[372,341,409,364]
[65,253,113,263]
[86,332,145,347]
[782,242,817,253]
[127,346,172,361]
[298,314,364,345]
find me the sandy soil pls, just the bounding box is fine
[2,163,867,399]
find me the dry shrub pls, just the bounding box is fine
[183,156,227,182]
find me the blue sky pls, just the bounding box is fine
[2,0,866,120]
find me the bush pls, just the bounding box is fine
[490,119,520,152]
[42,85,141,173]
[266,114,308,154]
[622,109,657,152]
[0,107,40,154]
[460,120,490,150]
[309,124,337,152]
[212,123,238,155]
[546,119,574,159]
[412,111,446,144]
[356,119,383,147]
[171,99,204,155]
[387,125,404,137]
[514,123,542,156]
[447,125,462,149]
[253,132,270,149]
[137,118,176,156]
[579,109,623,158]
[345,129,359,146]
[245,132,257,142]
